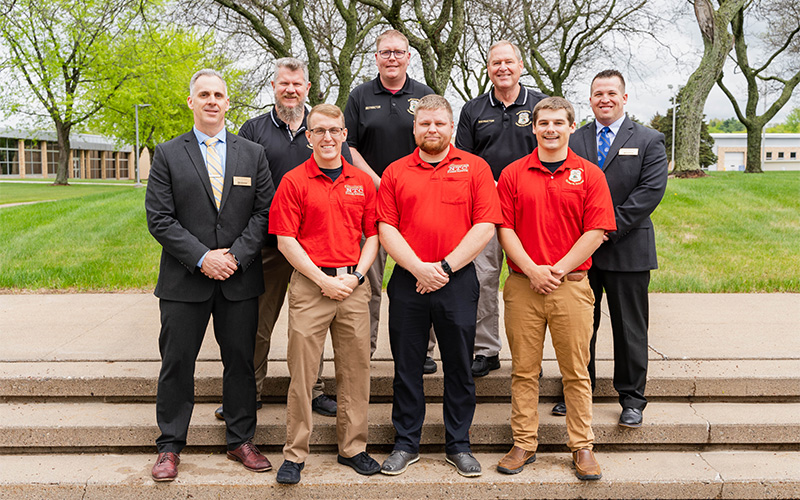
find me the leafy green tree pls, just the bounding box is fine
[651,108,717,169]
[708,117,746,133]
[766,107,800,132]
[0,0,148,185]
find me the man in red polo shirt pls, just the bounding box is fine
[269,104,380,484]
[496,97,615,480]
[377,94,502,478]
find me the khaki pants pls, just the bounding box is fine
[503,272,595,451]
[283,270,372,463]
[255,246,324,399]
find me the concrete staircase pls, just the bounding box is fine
[1,293,799,499]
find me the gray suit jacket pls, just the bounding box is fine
[569,116,668,272]
[145,130,274,302]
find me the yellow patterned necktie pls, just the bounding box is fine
[204,137,223,209]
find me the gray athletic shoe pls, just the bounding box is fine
[446,452,482,477]
[380,450,420,476]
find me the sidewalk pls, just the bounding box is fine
[2,292,798,364]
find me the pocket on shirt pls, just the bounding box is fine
[442,178,469,204]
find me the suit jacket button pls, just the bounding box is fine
[216,224,222,230]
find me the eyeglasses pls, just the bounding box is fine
[377,49,407,59]
[309,127,344,137]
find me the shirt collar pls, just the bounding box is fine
[410,145,462,169]
[193,126,226,146]
[304,155,355,180]
[595,114,626,137]
[526,148,579,174]
[488,84,527,108]
[373,74,412,95]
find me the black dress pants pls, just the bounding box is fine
[587,267,650,411]
[387,264,479,455]
[156,286,258,453]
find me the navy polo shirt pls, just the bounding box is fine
[239,106,353,246]
[344,75,434,177]
[455,84,547,180]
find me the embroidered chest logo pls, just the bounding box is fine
[344,184,365,196]
[407,98,419,115]
[566,168,584,185]
[365,105,381,110]
[447,164,469,174]
[515,110,531,127]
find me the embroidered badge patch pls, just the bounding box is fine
[344,184,365,196]
[566,168,584,185]
[516,110,532,127]
[408,98,419,115]
[447,164,469,174]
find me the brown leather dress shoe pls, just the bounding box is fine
[227,441,272,472]
[497,445,536,474]
[572,448,602,480]
[151,452,179,481]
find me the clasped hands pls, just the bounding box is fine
[318,274,360,301]
[527,265,566,295]
[200,248,238,281]
[413,261,449,294]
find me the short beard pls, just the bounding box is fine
[275,100,305,125]
[418,137,449,156]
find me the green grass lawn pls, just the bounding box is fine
[0,182,134,205]
[1,172,798,292]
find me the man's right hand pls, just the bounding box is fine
[318,275,355,301]
[526,264,562,295]
[412,262,450,294]
[201,248,238,281]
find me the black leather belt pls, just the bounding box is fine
[320,266,356,277]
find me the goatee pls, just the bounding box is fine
[275,100,305,125]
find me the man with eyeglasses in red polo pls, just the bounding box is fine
[269,103,380,485]
[344,29,434,363]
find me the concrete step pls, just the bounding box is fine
[1,451,799,499]
[3,359,799,400]
[3,401,799,450]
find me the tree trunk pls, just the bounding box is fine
[674,0,746,177]
[54,122,71,185]
[744,123,764,173]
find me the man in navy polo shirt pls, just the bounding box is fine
[345,29,434,363]
[213,57,351,421]
[451,40,547,378]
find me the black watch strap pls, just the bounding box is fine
[440,259,454,277]
[352,271,365,285]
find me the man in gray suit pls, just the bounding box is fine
[552,70,668,428]
[146,69,275,481]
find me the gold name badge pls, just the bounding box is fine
[618,148,639,156]
[233,176,252,186]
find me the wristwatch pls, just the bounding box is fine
[352,271,365,285]
[440,259,454,277]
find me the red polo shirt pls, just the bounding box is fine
[377,146,502,263]
[497,148,616,273]
[269,156,377,267]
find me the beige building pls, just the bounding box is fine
[710,133,800,171]
[0,128,150,180]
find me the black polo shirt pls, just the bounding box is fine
[344,75,434,177]
[239,106,353,246]
[455,84,547,180]
[239,107,352,190]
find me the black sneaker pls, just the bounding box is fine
[552,401,567,416]
[423,356,437,374]
[471,355,500,377]
[311,394,337,416]
[276,460,304,484]
[214,400,262,420]
[338,451,380,475]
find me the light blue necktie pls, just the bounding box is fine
[598,126,611,169]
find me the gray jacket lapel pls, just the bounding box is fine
[220,132,238,211]
[604,116,634,170]
[184,133,215,206]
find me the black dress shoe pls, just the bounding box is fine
[312,394,337,416]
[618,407,643,428]
[551,401,567,416]
[215,400,263,420]
[423,356,437,374]
[471,355,500,377]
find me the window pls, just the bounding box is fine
[766,152,773,160]
[118,155,129,178]
[46,143,58,174]
[72,155,81,179]
[104,153,116,178]
[88,151,102,178]
[778,152,784,159]
[24,140,42,175]
[0,137,20,175]
[791,152,797,159]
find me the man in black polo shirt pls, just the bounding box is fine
[213,57,352,421]
[344,29,434,361]
[453,40,547,378]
